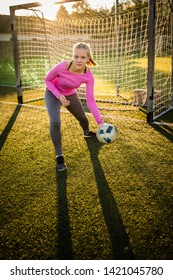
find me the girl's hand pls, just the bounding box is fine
[59,95,70,107]
[98,122,105,128]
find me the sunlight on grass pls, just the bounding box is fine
[132,57,171,73]
[94,77,116,94]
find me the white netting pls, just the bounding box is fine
[16,9,49,101]
[8,0,172,120]
[153,0,172,119]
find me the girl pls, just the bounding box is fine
[45,42,104,171]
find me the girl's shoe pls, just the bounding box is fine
[84,131,96,138]
[56,155,67,171]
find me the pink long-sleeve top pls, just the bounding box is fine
[45,60,103,125]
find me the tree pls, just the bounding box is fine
[72,0,91,14]
[56,5,69,19]
[70,0,93,19]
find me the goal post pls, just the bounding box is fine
[147,0,155,123]
[10,2,41,104]
[147,0,173,122]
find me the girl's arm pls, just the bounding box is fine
[85,77,104,125]
[45,64,62,99]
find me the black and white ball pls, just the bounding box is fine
[96,123,117,144]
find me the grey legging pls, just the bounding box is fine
[45,89,89,155]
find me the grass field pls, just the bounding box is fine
[0,99,173,260]
[0,44,173,260]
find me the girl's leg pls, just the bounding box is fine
[44,89,62,155]
[66,93,89,132]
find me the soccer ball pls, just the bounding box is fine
[96,123,117,144]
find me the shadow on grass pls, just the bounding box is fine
[150,123,173,143]
[139,107,173,142]
[56,170,73,260]
[151,109,173,142]
[85,138,134,260]
[0,104,21,151]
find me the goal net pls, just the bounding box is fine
[9,0,172,121]
[153,0,172,120]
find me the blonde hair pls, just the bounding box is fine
[73,42,97,67]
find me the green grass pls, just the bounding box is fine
[0,102,173,260]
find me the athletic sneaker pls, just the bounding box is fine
[84,131,96,138]
[56,155,67,171]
